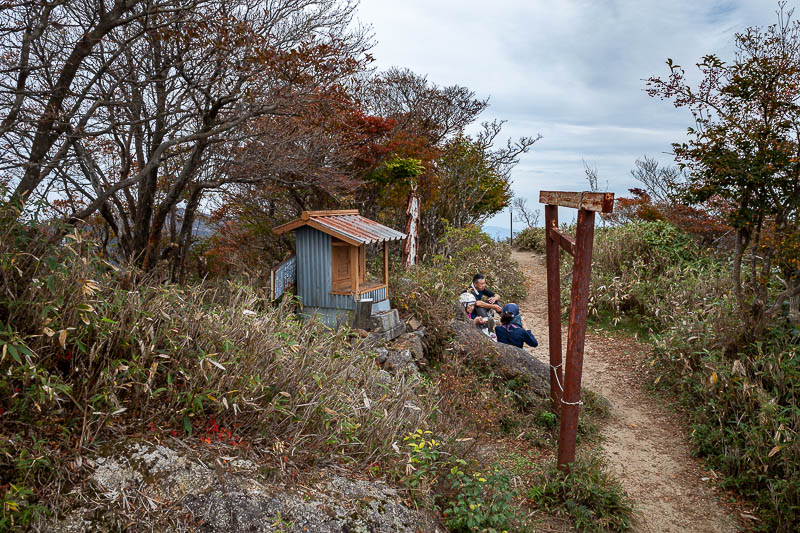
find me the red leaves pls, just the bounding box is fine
[202,415,242,447]
[612,188,732,243]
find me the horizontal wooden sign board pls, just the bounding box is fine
[539,191,614,213]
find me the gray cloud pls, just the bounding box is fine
[357,0,782,225]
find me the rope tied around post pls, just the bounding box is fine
[551,362,584,405]
[551,363,564,392]
[561,398,584,406]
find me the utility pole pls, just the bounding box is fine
[510,206,513,246]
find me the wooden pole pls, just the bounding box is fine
[383,241,389,286]
[402,188,420,269]
[557,209,596,471]
[545,205,563,408]
[350,245,359,297]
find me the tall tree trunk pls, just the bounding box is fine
[141,140,208,271]
[174,186,203,284]
[789,277,800,326]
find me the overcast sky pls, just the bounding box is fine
[356,0,781,227]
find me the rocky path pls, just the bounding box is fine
[511,251,740,533]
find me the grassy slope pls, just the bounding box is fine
[558,220,799,533]
[1,220,633,532]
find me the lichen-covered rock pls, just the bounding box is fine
[49,443,439,532]
[92,442,215,501]
[185,474,431,532]
[376,369,394,386]
[382,348,419,376]
[450,319,549,399]
[390,332,427,367]
[374,346,389,365]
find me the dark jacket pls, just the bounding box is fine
[495,323,538,349]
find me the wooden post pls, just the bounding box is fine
[545,205,563,408]
[539,190,613,473]
[556,209,596,471]
[383,241,389,286]
[402,186,420,269]
[350,245,359,297]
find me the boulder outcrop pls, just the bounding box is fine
[450,319,550,400]
[51,442,439,532]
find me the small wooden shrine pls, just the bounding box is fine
[273,210,406,326]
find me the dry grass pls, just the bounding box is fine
[584,221,800,532]
[0,210,433,529]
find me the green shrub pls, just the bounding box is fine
[0,483,48,531]
[651,325,799,531]
[526,457,633,532]
[514,226,546,253]
[581,221,727,335]
[396,429,519,532]
[444,460,515,532]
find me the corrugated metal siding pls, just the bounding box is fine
[296,226,356,311]
[302,307,352,328]
[359,286,386,303]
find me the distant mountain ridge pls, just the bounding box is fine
[483,225,516,241]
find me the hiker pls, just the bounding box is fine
[499,302,524,328]
[466,273,502,320]
[495,303,538,349]
[459,292,496,335]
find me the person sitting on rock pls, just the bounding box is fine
[499,302,524,328]
[495,303,538,349]
[459,292,496,334]
[466,273,502,320]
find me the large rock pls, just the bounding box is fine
[49,442,438,532]
[450,319,550,399]
[184,474,429,533]
[382,348,419,376]
[367,309,405,342]
[390,332,427,367]
[371,329,428,379]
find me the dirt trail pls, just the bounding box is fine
[511,250,739,533]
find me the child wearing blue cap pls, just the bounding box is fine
[500,303,524,328]
[495,303,538,349]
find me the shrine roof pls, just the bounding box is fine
[273,210,406,246]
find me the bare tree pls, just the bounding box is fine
[421,122,541,248]
[630,155,683,204]
[360,67,489,146]
[512,197,540,228]
[582,158,605,192]
[2,0,371,273]
[1,0,203,209]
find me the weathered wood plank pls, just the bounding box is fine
[350,244,359,296]
[539,191,614,213]
[544,205,564,407]
[302,209,359,219]
[272,218,306,234]
[306,219,362,246]
[551,227,576,256]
